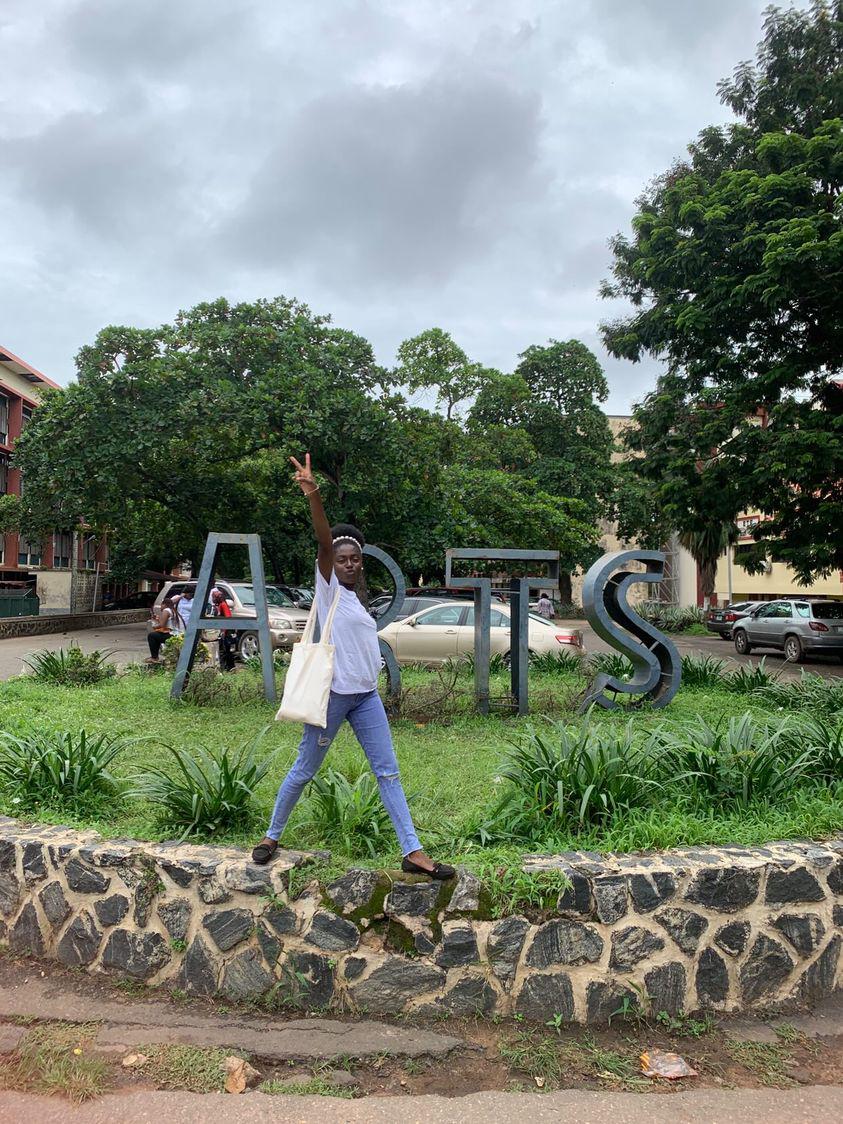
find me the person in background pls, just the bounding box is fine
[174,584,197,632]
[211,587,237,671]
[536,591,555,620]
[146,596,178,663]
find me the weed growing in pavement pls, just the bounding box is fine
[140,1044,230,1093]
[562,1033,646,1088]
[0,1021,107,1104]
[259,1076,356,1098]
[726,1038,797,1087]
[655,1010,714,1038]
[498,1029,563,1086]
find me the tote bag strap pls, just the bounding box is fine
[299,584,341,646]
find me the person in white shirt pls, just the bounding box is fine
[252,453,454,880]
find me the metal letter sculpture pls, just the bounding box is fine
[364,543,405,702]
[579,549,681,712]
[171,533,277,703]
[445,548,560,715]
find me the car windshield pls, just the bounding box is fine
[812,602,843,619]
[231,584,294,608]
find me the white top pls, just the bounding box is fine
[315,565,380,694]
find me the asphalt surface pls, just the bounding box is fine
[2,1086,841,1123]
[0,620,839,683]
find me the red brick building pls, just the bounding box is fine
[0,345,108,611]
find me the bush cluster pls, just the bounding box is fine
[23,645,116,687]
[470,710,843,847]
[637,601,706,633]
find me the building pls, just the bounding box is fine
[0,345,109,613]
[605,414,842,608]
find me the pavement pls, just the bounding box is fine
[0,621,840,682]
[1,1085,841,1123]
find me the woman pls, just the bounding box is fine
[252,453,454,880]
[211,587,236,671]
[146,596,178,663]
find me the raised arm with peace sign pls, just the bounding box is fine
[290,452,333,580]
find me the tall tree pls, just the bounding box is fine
[602,2,843,583]
[395,328,484,420]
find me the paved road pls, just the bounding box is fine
[0,621,839,683]
[2,1086,841,1124]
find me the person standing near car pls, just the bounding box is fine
[251,453,454,880]
[211,587,237,671]
[536,591,555,620]
[172,584,196,632]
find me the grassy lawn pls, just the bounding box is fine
[0,658,840,874]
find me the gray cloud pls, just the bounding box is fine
[0,0,803,413]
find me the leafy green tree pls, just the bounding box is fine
[395,328,484,420]
[602,2,843,582]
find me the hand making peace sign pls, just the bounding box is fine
[290,452,319,496]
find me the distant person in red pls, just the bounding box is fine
[211,588,236,671]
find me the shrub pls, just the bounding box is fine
[23,644,116,686]
[177,667,265,707]
[475,718,658,843]
[784,715,843,783]
[680,655,729,689]
[726,659,780,693]
[587,652,634,680]
[0,730,126,811]
[637,602,705,633]
[755,672,843,715]
[300,768,403,857]
[653,714,814,806]
[161,634,211,670]
[529,650,585,676]
[130,736,275,839]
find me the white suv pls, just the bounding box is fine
[153,580,310,659]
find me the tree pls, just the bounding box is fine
[602,2,843,583]
[13,297,414,581]
[679,525,736,607]
[395,328,484,420]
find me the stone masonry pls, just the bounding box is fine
[0,817,840,1023]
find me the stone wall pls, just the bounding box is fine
[0,609,148,640]
[0,817,839,1021]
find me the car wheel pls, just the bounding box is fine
[784,635,804,663]
[238,633,260,661]
[733,630,751,656]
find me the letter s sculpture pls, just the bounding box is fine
[579,549,681,712]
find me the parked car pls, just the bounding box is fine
[406,586,508,603]
[277,585,314,609]
[102,590,158,611]
[369,594,451,621]
[153,580,310,659]
[732,599,843,662]
[705,601,764,639]
[378,600,584,667]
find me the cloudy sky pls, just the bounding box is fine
[0,1,795,413]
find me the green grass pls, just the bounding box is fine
[0,665,839,877]
[140,1044,229,1092]
[0,1021,107,1104]
[260,1076,356,1098]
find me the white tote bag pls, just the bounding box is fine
[275,587,341,728]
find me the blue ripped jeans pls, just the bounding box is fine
[267,690,421,856]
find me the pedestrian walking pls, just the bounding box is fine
[251,453,454,880]
[536,591,555,620]
[146,596,178,663]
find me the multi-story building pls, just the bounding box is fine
[0,345,109,612]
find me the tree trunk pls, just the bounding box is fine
[558,571,573,605]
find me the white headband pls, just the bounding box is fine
[332,535,361,548]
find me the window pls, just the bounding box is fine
[82,535,97,570]
[758,602,784,618]
[53,532,72,569]
[794,602,811,618]
[464,606,508,628]
[0,454,7,494]
[0,394,8,445]
[774,603,793,618]
[414,605,464,626]
[18,537,41,567]
[21,405,33,429]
